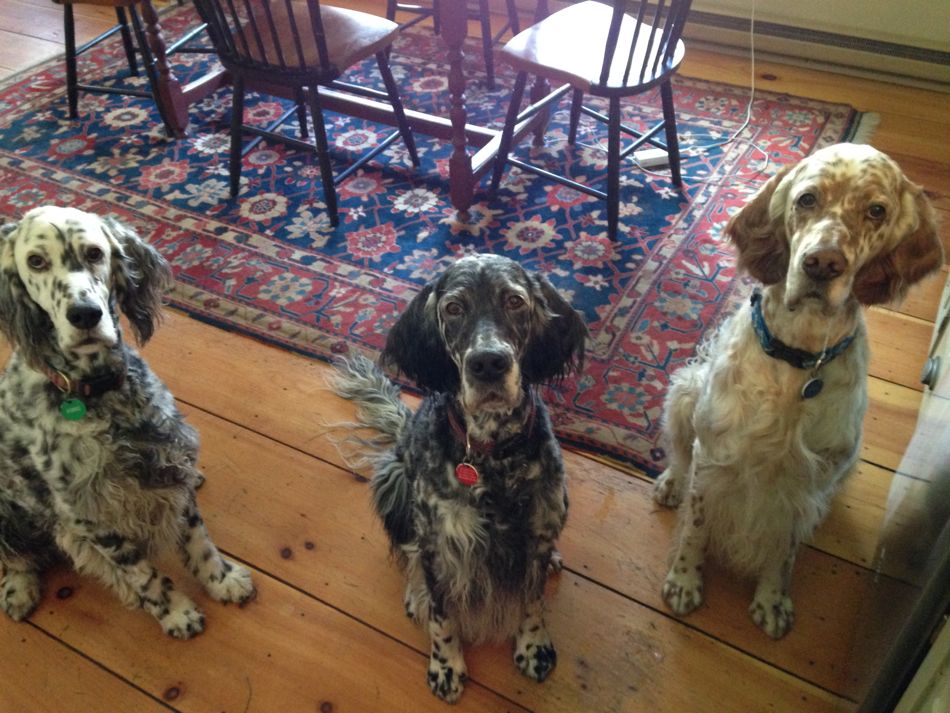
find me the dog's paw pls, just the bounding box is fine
[661,567,704,615]
[548,548,564,574]
[750,593,795,639]
[205,561,256,605]
[1,570,41,622]
[427,654,466,703]
[159,591,206,639]
[653,469,682,508]
[514,629,557,682]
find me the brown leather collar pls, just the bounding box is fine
[45,366,126,398]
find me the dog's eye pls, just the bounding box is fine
[444,301,464,317]
[26,254,49,271]
[85,246,105,263]
[505,294,526,310]
[797,192,818,209]
[867,204,887,221]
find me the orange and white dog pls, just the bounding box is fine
[654,144,943,638]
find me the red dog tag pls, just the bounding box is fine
[455,462,479,486]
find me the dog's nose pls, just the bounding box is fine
[66,303,103,330]
[466,349,513,382]
[802,248,847,281]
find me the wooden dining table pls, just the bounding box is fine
[138,0,559,219]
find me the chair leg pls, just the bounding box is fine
[385,0,397,20]
[376,52,419,166]
[489,71,528,195]
[568,89,583,145]
[63,4,79,119]
[477,0,495,89]
[228,76,245,198]
[295,87,309,140]
[432,0,441,34]
[114,7,139,77]
[528,73,552,148]
[505,0,521,34]
[606,96,621,241]
[660,80,683,187]
[307,86,339,227]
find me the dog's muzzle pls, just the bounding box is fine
[461,346,520,412]
[802,247,847,283]
[786,230,853,310]
[66,302,104,330]
[465,348,514,384]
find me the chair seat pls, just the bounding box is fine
[247,3,399,75]
[499,0,685,94]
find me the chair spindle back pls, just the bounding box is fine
[600,0,693,88]
[195,0,333,77]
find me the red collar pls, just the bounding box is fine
[447,395,537,459]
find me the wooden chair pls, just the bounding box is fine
[193,0,420,227]
[490,0,693,240]
[54,1,161,130]
[385,0,522,89]
[53,0,208,135]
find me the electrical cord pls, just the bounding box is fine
[555,0,770,184]
[633,0,771,181]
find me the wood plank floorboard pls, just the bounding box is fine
[0,1,947,711]
[1,623,172,712]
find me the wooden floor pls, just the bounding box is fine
[1,1,949,711]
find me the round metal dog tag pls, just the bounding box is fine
[60,398,87,420]
[455,462,479,486]
[801,378,824,399]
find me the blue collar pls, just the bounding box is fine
[750,290,855,370]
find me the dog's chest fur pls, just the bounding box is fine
[0,349,200,555]
[402,394,566,601]
[697,305,867,480]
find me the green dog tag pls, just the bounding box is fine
[60,398,87,421]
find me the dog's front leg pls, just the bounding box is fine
[654,370,702,508]
[661,483,709,616]
[57,528,205,638]
[427,611,467,703]
[178,499,255,605]
[514,595,557,682]
[749,540,797,639]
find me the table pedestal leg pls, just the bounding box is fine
[140,1,189,137]
[439,1,474,220]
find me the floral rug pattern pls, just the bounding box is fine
[0,6,870,475]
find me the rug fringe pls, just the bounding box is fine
[563,446,654,483]
[848,112,881,144]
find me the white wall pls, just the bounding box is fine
[693,0,950,53]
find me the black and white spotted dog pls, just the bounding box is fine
[0,205,254,638]
[331,254,587,703]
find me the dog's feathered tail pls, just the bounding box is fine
[328,355,415,546]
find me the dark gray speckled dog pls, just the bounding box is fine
[331,254,587,703]
[0,205,254,638]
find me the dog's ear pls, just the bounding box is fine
[0,219,57,368]
[381,282,459,392]
[523,274,588,384]
[102,216,172,344]
[853,183,944,305]
[725,165,795,284]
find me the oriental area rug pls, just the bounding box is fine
[0,5,875,476]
